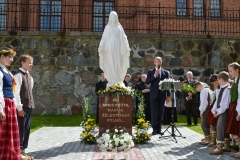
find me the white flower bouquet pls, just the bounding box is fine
[96,129,134,151]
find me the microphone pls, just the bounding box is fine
[158,65,160,69]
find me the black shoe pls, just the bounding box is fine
[157,130,161,134]
[152,130,157,135]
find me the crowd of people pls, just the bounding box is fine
[194,62,240,158]
[95,57,240,158]
[95,57,177,136]
[0,47,34,160]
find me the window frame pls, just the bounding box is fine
[39,0,62,31]
[193,0,204,17]
[93,0,115,32]
[0,0,7,30]
[176,0,187,16]
[210,0,221,18]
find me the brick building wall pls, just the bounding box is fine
[2,0,240,35]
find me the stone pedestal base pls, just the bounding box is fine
[99,94,132,136]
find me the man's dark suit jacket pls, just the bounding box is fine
[146,68,169,99]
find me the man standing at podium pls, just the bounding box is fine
[146,57,169,135]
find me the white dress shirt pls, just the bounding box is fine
[211,83,230,115]
[154,67,161,79]
[14,68,34,111]
[199,87,210,114]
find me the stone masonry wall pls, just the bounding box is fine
[0,32,239,115]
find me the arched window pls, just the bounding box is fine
[93,0,114,32]
[210,0,220,17]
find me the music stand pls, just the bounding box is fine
[159,81,186,143]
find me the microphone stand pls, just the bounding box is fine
[159,78,186,143]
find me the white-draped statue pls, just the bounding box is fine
[98,11,130,86]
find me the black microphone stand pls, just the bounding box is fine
[159,79,186,143]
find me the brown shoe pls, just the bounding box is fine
[21,149,34,160]
[234,152,240,158]
[199,136,210,145]
[209,143,223,155]
[230,152,236,157]
[208,131,216,147]
[222,138,231,152]
[21,154,31,160]
[207,142,216,147]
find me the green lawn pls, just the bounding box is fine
[31,114,203,135]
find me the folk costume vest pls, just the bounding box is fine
[17,70,35,108]
[0,67,14,98]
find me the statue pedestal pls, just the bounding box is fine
[99,94,132,136]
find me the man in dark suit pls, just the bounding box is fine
[146,57,170,135]
[184,71,198,126]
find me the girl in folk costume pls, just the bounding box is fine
[0,47,21,160]
[206,74,219,147]
[227,62,240,158]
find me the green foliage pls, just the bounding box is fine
[134,90,146,119]
[180,83,197,94]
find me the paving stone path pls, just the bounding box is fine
[27,126,237,160]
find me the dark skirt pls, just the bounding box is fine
[206,103,217,126]
[226,102,240,136]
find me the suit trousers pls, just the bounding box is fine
[17,107,32,150]
[201,107,210,136]
[185,102,198,125]
[150,94,165,132]
[217,111,230,141]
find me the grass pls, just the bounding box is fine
[175,114,203,135]
[31,114,203,135]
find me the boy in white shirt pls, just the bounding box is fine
[194,81,211,145]
[209,71,231,155]
[14,54,34,160]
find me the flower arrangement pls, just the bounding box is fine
[80,98,98,144]
[159,78,196,94]
[97,82,134,95]
[0,49,16,56]
[97,129,134,151]
[133,90,151,143]
[133,118,151,143]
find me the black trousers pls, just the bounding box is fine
[17,107,32,150]
[150,95,165,132]
[185,102,198,125]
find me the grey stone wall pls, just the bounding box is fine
[0,32,239,115]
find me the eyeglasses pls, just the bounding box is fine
[7,55,14,60]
